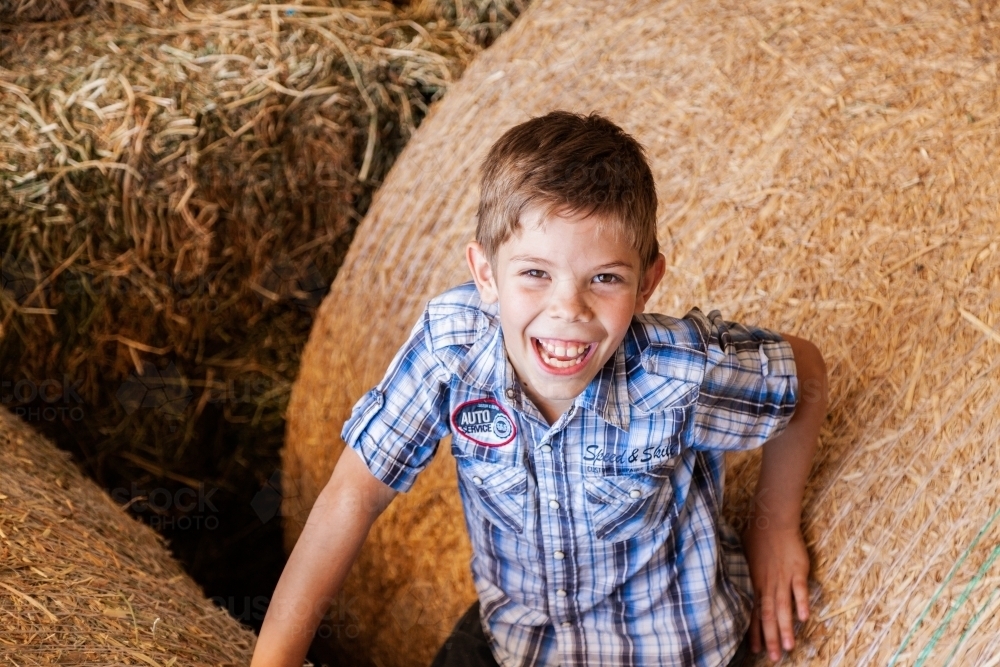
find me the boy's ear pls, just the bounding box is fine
[466,241,499,304]
[635,253,666,314]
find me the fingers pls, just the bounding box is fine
[749,605,762,654]
[744,527,812,662]
[758,589,782,662]
[776,582,796,654]
[755,582,799,662]
[792,573,810,622]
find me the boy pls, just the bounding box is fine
[251,111,826,667]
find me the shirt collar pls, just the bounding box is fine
[575,342,631,432]
[455,315,503,393]
[496,327,520,404]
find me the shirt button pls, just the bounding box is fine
[553,550,565,560]
[561,621,572,628]
[472,476,483,485]
[556,589,567,598]
[540,444,552,453]
[505,388,515,398]
[628,489,641,499]
[548,499,560,509]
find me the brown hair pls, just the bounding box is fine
[475,110,659,269]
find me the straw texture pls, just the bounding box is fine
[0,0,525,606]
[0,404,258,664]
[0,0,104,24]
[285,0,1000,665]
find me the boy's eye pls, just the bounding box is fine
[593,273,621,284]
[523,269,547,279]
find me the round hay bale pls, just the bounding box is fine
[285,0,1000,665]
[0,403,257,663]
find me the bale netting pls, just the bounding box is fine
[284,0,1000,665]
[0,404,258,664]
[0,0,526,621]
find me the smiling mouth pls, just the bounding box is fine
[532,338,596,369]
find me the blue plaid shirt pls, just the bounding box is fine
[343,282,798,667]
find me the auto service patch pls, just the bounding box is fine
[451,399,516,447]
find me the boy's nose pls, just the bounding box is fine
[547,281,592,322]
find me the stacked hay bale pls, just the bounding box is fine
[284,0,1000,665]
[0,404,258,664]
[0,0,105,24]
[0,0,526,614]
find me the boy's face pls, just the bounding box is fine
[467,205,665,424]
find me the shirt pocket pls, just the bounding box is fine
[456,456,528,533]
[583,468,677,542]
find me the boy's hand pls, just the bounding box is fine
[741,332,825,662]
[742,519,810,663]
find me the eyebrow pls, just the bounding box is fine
[591,261,635,272]
[508,255,552,265]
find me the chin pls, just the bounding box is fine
[534,376,592,401]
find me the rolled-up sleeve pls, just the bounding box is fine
[687,308,798,451]
[341,314,451,492]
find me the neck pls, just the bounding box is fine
[523,388,573,426]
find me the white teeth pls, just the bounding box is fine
[537,340,590,369]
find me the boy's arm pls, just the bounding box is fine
[250,447,397,667]
[742,334,827,663]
